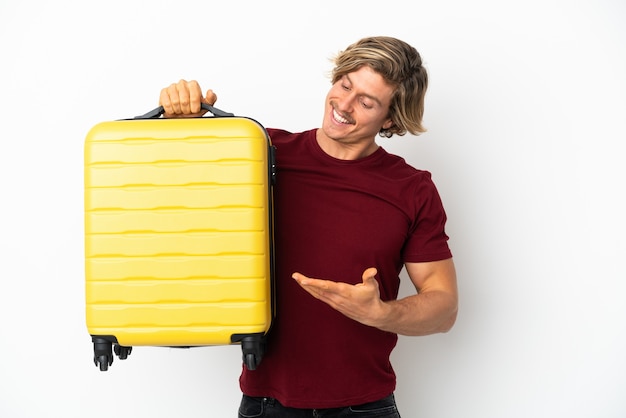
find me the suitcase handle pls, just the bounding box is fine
[134,103,234,119]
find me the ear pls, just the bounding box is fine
[382,118,394,130]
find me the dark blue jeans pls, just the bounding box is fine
[238,394,401,417]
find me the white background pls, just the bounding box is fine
[1,1,625,417]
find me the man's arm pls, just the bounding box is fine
[292,258,458,336]
[380,259,458,335]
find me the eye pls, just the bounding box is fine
[360,99,373,109]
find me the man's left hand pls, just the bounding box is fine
[292,268,388,328]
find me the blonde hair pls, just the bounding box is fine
[331,36,428,137]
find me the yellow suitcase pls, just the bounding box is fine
[84,104,275,371]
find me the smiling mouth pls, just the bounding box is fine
[332,108,353,125]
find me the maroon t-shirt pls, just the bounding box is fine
[239,128,452,408]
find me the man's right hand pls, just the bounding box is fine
[159,79,218,118]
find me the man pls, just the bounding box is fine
[159,36,458,417]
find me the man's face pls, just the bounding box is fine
[321,65,395,146]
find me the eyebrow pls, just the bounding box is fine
[344,73,384,107]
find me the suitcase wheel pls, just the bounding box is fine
[92,337,114,371]
[238,335,265,371]
[244,353,259,371]
[91,336,133,371]
[94,354,112,371]
[114,344,133,360]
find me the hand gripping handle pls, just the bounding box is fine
[134,102,234,119]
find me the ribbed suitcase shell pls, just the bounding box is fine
[84,115,275,370]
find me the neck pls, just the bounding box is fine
[315,129,379,160]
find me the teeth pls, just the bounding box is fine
[333,109,350,124]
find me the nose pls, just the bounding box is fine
[335,90,356,112]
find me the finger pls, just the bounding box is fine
[159,84,176,115]
[204,89,218,106]
[292,274,334,294]
[357,268,379,292]
[186,80,205,113]
[175,79,192,114]
[160,81,185,115]
[292,272,312,286]
[362,267,378,283]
